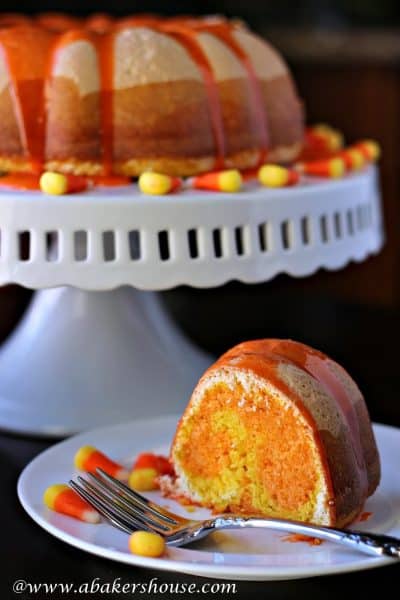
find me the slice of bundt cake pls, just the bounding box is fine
[161,339,380,527]
[0,14,304,177]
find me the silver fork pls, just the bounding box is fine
[69,468,400,559]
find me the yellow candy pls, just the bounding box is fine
[128,467,158,491]
[329,157,346,178]
[258,164,289,187]
[312,124,344,151]
[129,531,166,557]
[361,140,381,161]
[138,172,180,195]
[40,172,68,195]
[327,130,344,152]
[74,445,96,470]
[217,169,242,192]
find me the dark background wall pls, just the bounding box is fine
[1,1,400,26]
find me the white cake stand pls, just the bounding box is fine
[0,166,383,436]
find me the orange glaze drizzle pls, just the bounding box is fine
[0,16,267,179]
[222,340,369,500]
[0,173,40,190]
[88,175,131,187]
[160,22,226,169]
[49,28,116,176]
[97,30,115,175]
[36,14,82,32]
[282,533,323,546]
[357,511,372,523]
[0,25,55,173]
[193,21,269,164]
[0,14,31,29]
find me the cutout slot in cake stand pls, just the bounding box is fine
[0,166,383,436]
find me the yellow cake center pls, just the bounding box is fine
[173,381,325,521]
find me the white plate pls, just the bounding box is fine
[18,416,400,581]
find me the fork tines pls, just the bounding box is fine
[69,468,179,535]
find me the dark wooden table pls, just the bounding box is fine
[2,283,399,598]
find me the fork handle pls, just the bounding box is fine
[211,516,400,558]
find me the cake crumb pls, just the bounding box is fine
[357,511,372,523]
[282,533,323,546]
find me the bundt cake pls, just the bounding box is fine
[0,14,304,177]
[161,339,380,527]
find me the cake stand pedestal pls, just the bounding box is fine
[0,167,383,436]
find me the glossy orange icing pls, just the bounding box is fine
[0,15,273,176]
[357,511,372,523]
[49,28,114,176]
[88,175,131,187]
[282,533,323,546]
[161,22,226,170]
[0,14,31,29]
[0,25,55,173]
[0,173,40,190]
[97,31,115,176]
[193,21,269,164]
[220,339,369,501]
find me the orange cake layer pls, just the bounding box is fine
[0,14,304,176]
[161,339,380,527]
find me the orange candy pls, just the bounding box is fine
[191,169,242,192]
[310,124,344,152]
[337,148,365,171]
[74,445,129,480]
[138,172,182,195]
[296,157,346,179]
[352,140,381,162]
[133,452,174,476]
[40,172,89,195]
[43,484,100,523]
[258,164,300,187]
[299,125,344,162]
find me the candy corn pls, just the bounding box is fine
[258,164,299,188]
[43,484,100,523]
[40,172,89,195]
[129,531,166,557]
[296,157,346,179]
[299,125,344,162]
[138,172,181,195]
[128,467,159,491]
[311,124,344,152]
[74,445,128,480]
[133,452,174,476]
[337,148,365,171]
[352,140,381,162]
[190,169,242,192]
